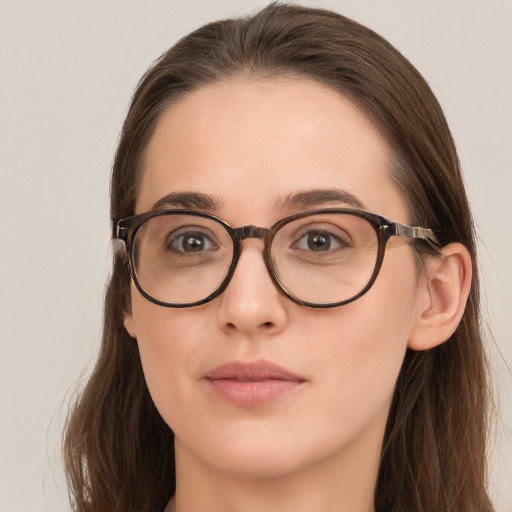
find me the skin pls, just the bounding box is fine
[124,77,468,512]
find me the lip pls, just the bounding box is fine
[204,360,306,408]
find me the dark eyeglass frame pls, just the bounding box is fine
[113,208,438,309]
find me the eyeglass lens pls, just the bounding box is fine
[131,212,379,306]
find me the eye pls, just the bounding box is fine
[166,230,217,253]
[293,230,346,252]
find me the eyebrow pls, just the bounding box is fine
[276,188,365,211]
[151,187,365,213]
[152,192,222,210]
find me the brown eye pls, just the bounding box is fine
[307,233,330,251]
[166,231,216,253]
[294,230,345,252]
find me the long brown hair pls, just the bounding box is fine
[64,4,493,511]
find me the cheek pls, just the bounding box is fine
[297,306,407,418]
[300,253,418,424]
[129,289,209,422]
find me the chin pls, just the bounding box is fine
[175,424,317,478]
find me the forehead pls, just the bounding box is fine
[138,76,408,223]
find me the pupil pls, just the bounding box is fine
[183,236,203,252]
[308,233,329,251]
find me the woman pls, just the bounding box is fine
[64,3,493,511]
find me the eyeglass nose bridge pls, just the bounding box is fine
[234,225,270,241]
[225,224,276,287]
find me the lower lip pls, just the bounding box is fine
[206,378,304,408]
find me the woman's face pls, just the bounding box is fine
[124,77,425,479]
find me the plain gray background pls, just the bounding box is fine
[1,1,511,511]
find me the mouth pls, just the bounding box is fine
[204,360,306,408]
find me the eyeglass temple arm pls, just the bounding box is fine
[112,223,131,258]
[113,221,129,241]
[390,223,439,245]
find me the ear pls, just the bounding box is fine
[408,243,472,351]
[123,310,137,339]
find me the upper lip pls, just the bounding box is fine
[205,360,306,382]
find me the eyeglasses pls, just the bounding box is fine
[113,208,438,308]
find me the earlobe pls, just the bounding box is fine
[124,311,137,339]
[408,243,472,351]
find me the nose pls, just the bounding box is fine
[215,239,289,336]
